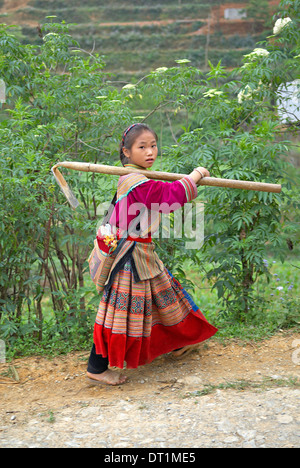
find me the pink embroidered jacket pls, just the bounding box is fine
[104,167,198,288]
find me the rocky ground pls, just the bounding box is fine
[0,331,299,449]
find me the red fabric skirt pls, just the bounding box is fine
[93,261,217,369]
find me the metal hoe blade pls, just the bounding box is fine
[51,166,80,209]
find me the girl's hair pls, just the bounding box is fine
[119,123,158,166]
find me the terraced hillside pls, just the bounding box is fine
[0,0,281,77]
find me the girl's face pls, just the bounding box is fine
[123,131,158,169]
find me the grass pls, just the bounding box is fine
[183,375,300,398]
[185,256,300,342]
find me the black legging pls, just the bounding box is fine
[87,344,109,374]
[87,343,183,374]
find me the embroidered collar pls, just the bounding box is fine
[124,163,148,170]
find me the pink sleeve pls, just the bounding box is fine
[130,175,198,213]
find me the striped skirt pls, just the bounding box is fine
[93,260,217,369]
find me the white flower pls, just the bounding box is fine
[238,85,253,103]
[44,33,59,38]
[276,286,284,291]
[203,88,223,98]
[241,62,251,70]
[244,48,269,60]
[175,59,191,64]
[252,48,269,57]
[273,17,292,35]
[154,67,168,73]
[122,84,136,90]
[237,80,270,103]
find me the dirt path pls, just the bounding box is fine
[0,331,299,448]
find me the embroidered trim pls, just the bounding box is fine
[178,176,198,202]
[116,178,150,204]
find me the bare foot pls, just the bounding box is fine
[171,344,199,359]
[86,369,128,386]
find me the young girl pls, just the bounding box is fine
[87,123,217,385]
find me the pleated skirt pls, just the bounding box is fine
[93,260,217,369]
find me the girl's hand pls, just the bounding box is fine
[189,166,210,184]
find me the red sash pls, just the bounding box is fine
[127,235,152,243]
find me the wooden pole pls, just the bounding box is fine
[51,161,281,208]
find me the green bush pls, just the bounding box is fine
[0,21,132,355]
